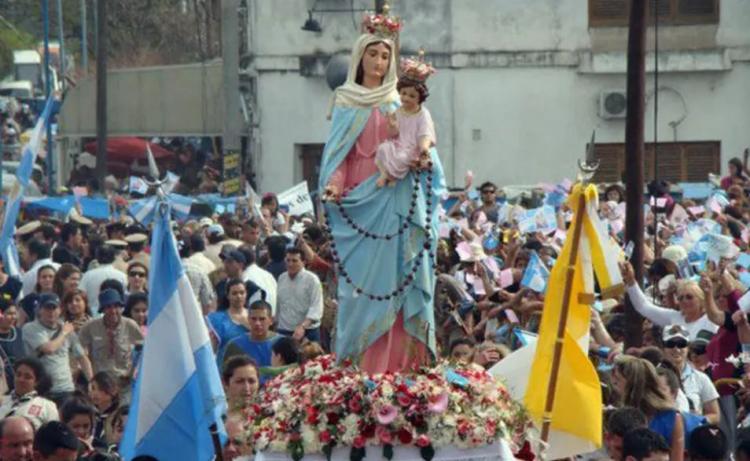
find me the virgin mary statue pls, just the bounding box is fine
[319,11,445,374]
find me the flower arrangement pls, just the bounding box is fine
[361,9,402,40]
[245,355,528,461]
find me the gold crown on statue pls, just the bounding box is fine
[361,3,402,40]
[399,49,436,83]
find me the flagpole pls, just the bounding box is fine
[539,191,585,450]
[539,148,599,454]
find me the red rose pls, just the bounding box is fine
[306,407,319,425]
[353,435,366,449]
[361,423,376,438]
[327,412,340,425]
[397,393,413,407]
[289,432,302,443]
[319,430,332,444]
[349,398,362,414]
[415,434,431,448]
[397,428,413,444]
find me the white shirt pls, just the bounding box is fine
[625,284,719,340]
[681,363,719,415]
[80,264,128,312]
[186,252,217,275]
[0,392,59,429]
[243,264,278,316]
[21,258,61,297]
[276,269,323,332]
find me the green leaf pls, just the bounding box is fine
[382,444,394,460]
[350,446,366,461]
[420,444,435,461]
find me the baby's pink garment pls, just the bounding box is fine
[375,107,436,180]
[328,109,390,194]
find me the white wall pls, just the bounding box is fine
[248,0,750,192]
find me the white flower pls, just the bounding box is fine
[269,439,286,452]
[341,414,360,444]
[304,363,324,378]
[301,424,321,453]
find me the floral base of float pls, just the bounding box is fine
[242,355,530,461]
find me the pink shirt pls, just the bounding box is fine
[329,109,390,193]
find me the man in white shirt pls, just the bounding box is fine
[239,246,277,316]
[79,245,127,312]
[21,240,60,297]
[185,234,216,275]
[276,248,323,343]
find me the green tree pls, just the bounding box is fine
[0,25,35,78]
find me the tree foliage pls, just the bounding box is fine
[0,0,217,74]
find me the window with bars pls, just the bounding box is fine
[589,0,720,27]
[590,141,721,183]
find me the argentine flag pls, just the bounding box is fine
[120,203,226,460]
[0,97,55,276]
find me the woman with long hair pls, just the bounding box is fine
[124,292,148,336]
[89,371,121,441]
[62,289,92,331]
[126,261,148,295]
[612,356,684,461]
[34,265,56,295]
[53,263,82,299]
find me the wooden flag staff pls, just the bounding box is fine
[539,134,599,453]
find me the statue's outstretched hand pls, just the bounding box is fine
[322,184,341,202]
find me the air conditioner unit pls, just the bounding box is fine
[599,90,627,119]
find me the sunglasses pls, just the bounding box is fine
[690,345,707,355]
[677,294,695,301]
[481,190,496,195]
[664,339,688,349]
[129,272,147,278]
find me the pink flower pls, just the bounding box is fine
[416,434,431,448]
[428,392,449,414]
[376,426,393,444]
[375,404,398,425]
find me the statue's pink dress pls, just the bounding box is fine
[375,107,436,180]
[328,108,429,374]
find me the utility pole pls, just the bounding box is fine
[220,0,242,197]
[81,0,87,71]
[43,0,55,195]
[56,0,66,92]
[95,0,108,183]
[624,0,647,349]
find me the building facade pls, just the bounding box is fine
[243,0,750,192]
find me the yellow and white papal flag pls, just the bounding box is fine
[491,183,624,459]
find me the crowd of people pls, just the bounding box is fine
[0,151,750,460]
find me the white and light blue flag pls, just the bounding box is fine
[120,203,226,460]
[0,97,54,276]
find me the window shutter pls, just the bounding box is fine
[649,0,675,21]
[590,0,718,26]
[683,142,720,181]
[590,0,630,27]
[593,144,625,183]
[677,0,719,19]
[654,144,683,183]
